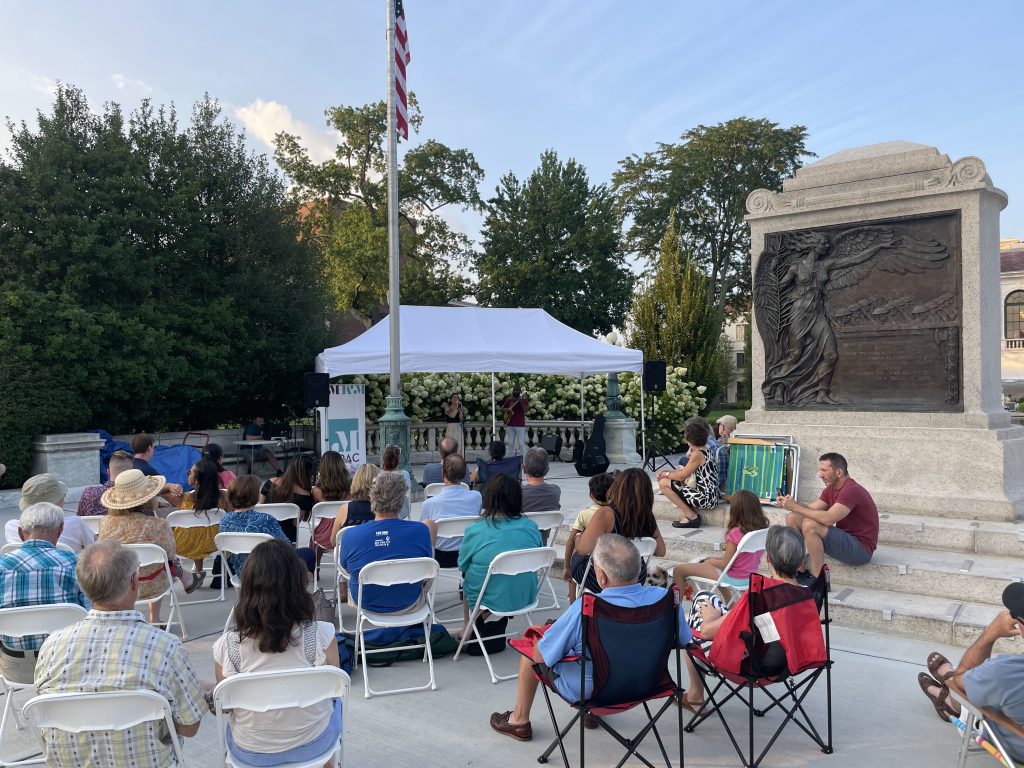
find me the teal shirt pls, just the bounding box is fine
[458,515,543,613]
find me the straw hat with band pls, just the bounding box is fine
[100,469,165,511]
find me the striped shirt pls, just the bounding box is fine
[34,610,206,768]
[0,540,88,650]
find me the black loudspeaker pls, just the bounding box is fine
[303,373,330,409]
[540,433,563,460]
[643,361,667,393]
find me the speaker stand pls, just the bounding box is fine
[643,394,676,473]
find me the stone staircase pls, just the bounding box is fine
[555,497,1024,652]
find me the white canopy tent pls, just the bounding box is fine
[315,305,647,451]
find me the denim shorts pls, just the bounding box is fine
[823,527,872,566]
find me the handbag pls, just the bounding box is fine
[312,587,338,629]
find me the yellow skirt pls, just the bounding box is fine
[173,526,218,561]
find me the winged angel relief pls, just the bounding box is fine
[755,226,949,407]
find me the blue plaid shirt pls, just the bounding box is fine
[0,540,89,650]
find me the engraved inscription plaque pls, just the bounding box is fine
[754,212,961,411]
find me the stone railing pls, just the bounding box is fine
[365,420,593,462]
[1004,338,1024,350]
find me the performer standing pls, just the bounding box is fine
[442,392,465,456]
[502,385,529,456]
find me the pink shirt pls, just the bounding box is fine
[724,526,763,580]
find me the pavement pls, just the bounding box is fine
[0,459,985,766]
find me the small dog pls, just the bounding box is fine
[645,562,671,588]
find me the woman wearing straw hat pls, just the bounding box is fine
[100,469,203,624]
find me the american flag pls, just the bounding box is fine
[394,0,410,141]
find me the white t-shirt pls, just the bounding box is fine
[212,621,335,753]
[4,517,96,552]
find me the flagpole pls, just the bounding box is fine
[380,0,412,475]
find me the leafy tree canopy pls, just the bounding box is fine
[477,149,634,335]
[274,96,483,317]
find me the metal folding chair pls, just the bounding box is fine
[524,510,563,611]
[213,533,275,590]
[672,527,768,608]
[165,509,227,605]
[310,501,344,591]
[254,503,300,545]
[125,543,186,639]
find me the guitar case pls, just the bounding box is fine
[574,414,611,477]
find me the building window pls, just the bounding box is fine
[736,382,746,401]
[1006,291,1024,339]
[735,324,747,342]
[736,352,746,369]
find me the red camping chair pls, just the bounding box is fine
[684,571,833,768]
[512,588,685,768]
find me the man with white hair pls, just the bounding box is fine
[34,540,206,767]
[0,502,88,684]
[4,473,95,552]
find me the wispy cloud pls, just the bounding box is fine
[110,73,153,95]
[235,99,338,163]
[29,74,58,96]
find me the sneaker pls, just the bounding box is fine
[490,711,532,741]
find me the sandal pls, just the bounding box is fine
[184,571,206,595]
[675,693,704,714]
[918,672,958,722]
[927,651,955,684]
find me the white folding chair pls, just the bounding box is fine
[0,604,88,767]
[23,689,187,767]
[0,543,75,556]
[165,509,227,605]
[333,528,355,633]
[452,547,557,683]
[576,536,658,596]
[310,502,344,591]
[124,543,186,639]
[213,666,350,768]
[674,527,769,607]
[524,510,563,611]
[422,483,470,500]
[213,533,275,590]
[353,557,439,698]
[431,515,481,620]
[81,516,102,535]
[254,503,300,544]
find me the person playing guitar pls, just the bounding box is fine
[502,385,529,456]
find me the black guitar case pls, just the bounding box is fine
[575,414,611,477]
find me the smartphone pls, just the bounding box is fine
[776,487,784,499]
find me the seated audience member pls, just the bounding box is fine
[6,473,95,553]
[421,455,483,568]
[34,540,206,766]
[521,447,561,513]
[77,450,134,517]
[131,433,184,506]
[339,471,431,613]
[261,455,316,543]
[311,450,352,557]
[659,417,719,529]
[380,444,412,519]
[777,452,878,579]
[0,502,89,684]
[470,440,522,487]
[459,474,542,638]
[490,534,693,741]
[242,415,282,474]
[563,473,616,602]
[917,584,1024,763]
[175,458,226,578]
[99,469,202,624]
[714,415,737,491]
[213,539,342,765]
[679,525,806,712]
[329,463,381,546]
[219,475,316,576]
[422,437,459,487]
[569,468,666,593]
[201,442,237,489]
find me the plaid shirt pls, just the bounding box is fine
[0,540,88,650]
[716,442,730,490]
[34,610,206,768]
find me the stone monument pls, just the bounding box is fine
[743,141,1024,520]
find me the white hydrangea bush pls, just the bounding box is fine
[346,366,705,452]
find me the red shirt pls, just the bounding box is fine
[819,477,878,553]
[503,397,528,427]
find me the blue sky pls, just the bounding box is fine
[2,0,1022,245]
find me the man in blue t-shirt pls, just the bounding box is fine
[340,471,432,613]
[242,416,282,474]
[489,534,692,742]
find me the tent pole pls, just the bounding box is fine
[491,373,497,440]
[579,374,585,430]
[640,372,647,466]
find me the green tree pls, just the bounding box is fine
[627,219,724,400]
[613,117,811,316]
[274,97,483,318]
[477,149,633,335]
[0,85,328,485]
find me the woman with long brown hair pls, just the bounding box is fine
[260,455,315,542]
[310,451,351,558]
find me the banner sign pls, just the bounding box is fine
[321,383,366,470]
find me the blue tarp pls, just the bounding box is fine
[88,430,199,488]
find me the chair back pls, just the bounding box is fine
[423,483,445,499]
[487,547,556,578]
[254,503,300,524]
[0,604,87,639]
[311,501,344,524]
[524,511,562,546]
[634,537,658,560]
[125,542,169,569]
[81,516,102,535]
[214,532,274,557]
[433,515,481,541]
[23,689,185,765]
[166,508,226,530]
[476,456,523,485]
[358,557,438,589]
[214,665,350,712]
[583,588,679,708]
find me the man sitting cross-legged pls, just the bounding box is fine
[421,454,482,568]
[489,533,693,741]
[34,540,207,767]
[422,437,459,488]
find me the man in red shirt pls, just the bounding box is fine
[777,452,878,577]
[502,385,529,457]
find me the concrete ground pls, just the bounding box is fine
[0,459,989,766]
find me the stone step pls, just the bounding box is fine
[652,498,1024,558]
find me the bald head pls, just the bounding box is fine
[438,437,458,461]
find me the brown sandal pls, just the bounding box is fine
[927,652,955,684]
[918,672,958,722]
